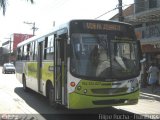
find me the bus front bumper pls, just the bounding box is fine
[68,90,139,109]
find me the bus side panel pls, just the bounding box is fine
[26,61,54,96]
[16,61,25,84]
[26,61,38,92]
[16,60,54,96]
[41,61,54,96]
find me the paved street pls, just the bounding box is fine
[0,67,46,120]
[115,86,160,116]
[0,66,160,120]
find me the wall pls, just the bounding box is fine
[135,0,160,13]
[13,33,33,51]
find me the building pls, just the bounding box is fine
[111,0,160,67]
[1,33,33,63]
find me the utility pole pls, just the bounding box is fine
[118,0,124,22]
[32,22,36,36]
[24,21,38,36]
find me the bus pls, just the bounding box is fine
[16,19,142,109]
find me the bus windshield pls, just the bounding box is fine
[70,33,140,80]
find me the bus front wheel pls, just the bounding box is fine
[48,84,55,106]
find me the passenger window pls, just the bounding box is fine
[17,47,21,60]
[44,37,48,60]
[43,35,54,60]
[27,44,30,60]
[34,41,38,60]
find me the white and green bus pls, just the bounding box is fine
[16,19,142,109]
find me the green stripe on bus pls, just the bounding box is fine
[26,62,54,81]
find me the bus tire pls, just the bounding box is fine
[48,84,57,108]
[22,75,28,92]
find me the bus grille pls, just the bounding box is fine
[92,99,127,105]
[91,88,128,95]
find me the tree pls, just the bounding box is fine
[0,0,34,15]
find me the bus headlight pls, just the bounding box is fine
[124,100,128,103]
[77,86,81,91]
[84,89,87,94]
[131,87,135,92]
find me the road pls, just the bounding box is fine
[0,66,152,120]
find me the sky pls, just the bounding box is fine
[0,0,134,45]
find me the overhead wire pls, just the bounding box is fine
[95,7,118,19]
[95,3,133,19]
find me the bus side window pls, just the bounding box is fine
[32,41,36,60]
[30,42,35,61]
[44,37,48,60]
[46,35,54,60]
[20,47,23,60]
[17,47,21,60]
[27,44,30,61]
[22,46,25,60]
[33,41,38,60]
[23,45,28,60]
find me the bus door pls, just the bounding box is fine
[54,35,67,105]
[37,41,43,93]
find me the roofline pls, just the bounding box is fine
[17,21,71,47]
[69,19,133,25]
[17,19,132,47]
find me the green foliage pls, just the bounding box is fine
[0,0,34,15]
[0,0,7,15]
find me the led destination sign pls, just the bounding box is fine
[85,22,121,31]
[70,20,131,33]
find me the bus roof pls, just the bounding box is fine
[17,19,132,47]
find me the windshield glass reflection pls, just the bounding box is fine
[70,33,139,80]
